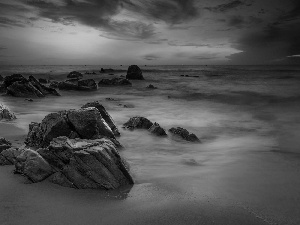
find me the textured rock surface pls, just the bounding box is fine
[0,147,23,165]
[25,107,116,148]
[98,78,132,86]
[126,65,144,80]
[0,103,16,120]
[67,71,83,79]
[82,101,120,136]
[123,116,153,130]
[58,79,97,91]
[169,127,200,142]
[0,137,12,152]
[148,123,167,136]
[36,137,134,189]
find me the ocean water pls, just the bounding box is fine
[1,65,300,224]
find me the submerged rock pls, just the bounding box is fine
[146,84,157,89]
[67,71,83,79]
[126,65,144,80]
[100,68,114,73]
[49,81,59,89]
[0,103,16,120]
[58,78,97,91]
[123,117,153,130]
[98,78,132,86]
[169,127,200,142]
[82,101,120,136]
[148,123,167,136]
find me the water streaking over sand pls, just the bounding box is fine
[1,65,300,225]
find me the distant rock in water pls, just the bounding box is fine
[67,71,83,79]
[126,65,144,80]
[2,74,60,98]
[169,127,200,142]
[123,116,153,130]
[0,103,16,120]
[25,107,117,148]
[149,123,167,136]
[16,137,134,189]
[58,78,97,91]
[100,68,114,73]
[82,101,120,136]
[98,78,132,86]
[146,84,157,89]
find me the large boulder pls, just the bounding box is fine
[34,137,134,189]
[126,65,144,80]
[67,71,83,79]
[49,81,59,89]
[123,116,153,130]
[98,78,132,86]
[0,147,23,165]
[169,127,200,142]
[58,79,97,91]
[0,103,16,120]
[25,107,116,148]
[148,123,167,136]
[82,101,120,136]
[28,76,60,96]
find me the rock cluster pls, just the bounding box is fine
[100,68,114,73]
[67,71,83,79]
[98,78,132,86]
[0,137,11,151]
[58,78,97,91]
[0,103,16,120]
[169,127,200,142]
[1,74,60,97]
[146,84,157,89]
[126,65,144,80]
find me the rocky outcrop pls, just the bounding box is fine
[2,74,60,97]
[169,127,200,142]
[123,117,153,130]
[38,78,48,83]
[0,103,16,120]
[25,107,116,148]
[0,147,23,165]
[58,78,97,91]
[146,84,157,89]
[98,78,132,86]
[49,81,59,89]
[100,68,114,73]
[126,65,144,80]
[81,101,120,136]
[149,123,167,136]
[67,71,83,79]
[0,137,11,151]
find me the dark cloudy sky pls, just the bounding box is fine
[0,0,300,65]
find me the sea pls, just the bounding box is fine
[1,65,300,225]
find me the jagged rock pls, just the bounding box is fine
[25,107,116,148]
[78,79,97,90]
[123,117,153,130]
[38,78,48,83]
[67,71,83,79]
[98,78,132,86]
[169,127,200,142]
[0,103,16,120]
[28,76,60,96]
[0,147,23,165]
[35,137,134,189]
[58,79,97,91]
[82,101,120,136]
[3,74,27,88]
[49,81,59,89]
[146,84,157,89]
[148,123,167,136]
[15,148,53,182]
[126,65,144,80]
[0,137,11,152]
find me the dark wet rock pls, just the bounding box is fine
[78,79,97,90]
[98,77,132,86]
[67,71,83,79]
[58,78,97,91]
[100,68,114,73]
[0,147,23,165]
[169,127,200,142]
[0,83,5,93]
[146,84,157,89]
[82,101,120,136]
[0,103,16,120]
[123,117,153,130]
[25,98,33,102]
[126,65,144,80]
[25,107,116,148]
[180,75,184,77]
[0,75,3,81]
[15,148,53,182]
[123,104,134,108]
[36,136,134,189]
[105,98,119,101]
[0,137,11,152]
[148,123,167,136]
[3,74,27,88]
[38,78,48,83]
[28,76,60,96]
[49,81,59,89]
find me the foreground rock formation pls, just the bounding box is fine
[169,127,200,142]
[123,116,153,130]
[98,78,132,86]
[58,78,97,91]
[126,65,144,80]
[1,74,60,97]
[0,103,16,120]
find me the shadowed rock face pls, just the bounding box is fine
[0,147,23,165]
[169,127,200,142]
[0,137,12,152]
[0,103,16,120]
[67,71,83,79]
[98,77,132,86]
[149,122,167,136]
[81,101,120,136]
[25,107,116,148]
[58,78,97,91]
[126,65,144,80]
[123,116,153,130]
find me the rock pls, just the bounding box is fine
[98,78,132,86]
[38,78,48,83]
[123,117,153,130]
[0,137,11,152]
[3,74,27,88]
[126,65,144,80]
[123,104,134,108]
[0,103,16,120]
[25,107,117,148]
[28,76,60,96]
[105,98,119,101]
[0,147,23,165]
[58,79,97,91]
[0,83,5,93]
[67,71,83,79]
[36,137,134,189]
[100,68,114,73]
[15,148,53,182]
[49,81,59,89]
[82,101,120,136]
[180,75,184,77]
[148,123,167,136]
[169,127,200,142]
[78,79,97,90]
[0,75,3,81]
[25,98,33,102]
[146,84,157,89]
